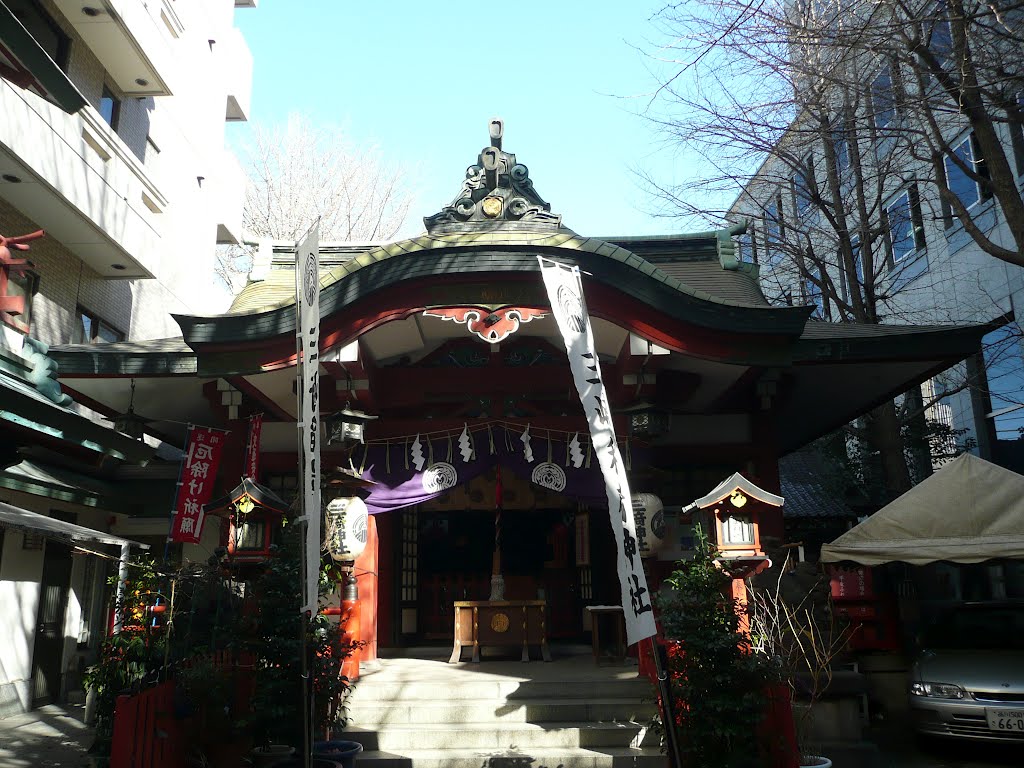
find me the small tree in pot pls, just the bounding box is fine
[655,526,774,768]
[242,521,359,757]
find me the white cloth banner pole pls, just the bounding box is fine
[296,222,322,614]
[537,257,657,645]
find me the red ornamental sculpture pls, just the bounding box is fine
[423,306,547,343]
[0,230,43,317]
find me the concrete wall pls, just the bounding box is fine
[0,493,113,719]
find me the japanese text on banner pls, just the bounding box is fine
[295,222,321,614]
[537,257,656,646]
[170,427,225,544]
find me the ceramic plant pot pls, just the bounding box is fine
[251,744,295,768]
[312,740,364,768]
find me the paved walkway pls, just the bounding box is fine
[0,703,93,768]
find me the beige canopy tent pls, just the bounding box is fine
[820,453,1024,565]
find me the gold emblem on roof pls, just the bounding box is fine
[482,196,502,218]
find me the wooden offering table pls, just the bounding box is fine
[449,600,552,663]
[586,605,627,665]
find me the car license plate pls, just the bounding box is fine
[986,708,1024,732]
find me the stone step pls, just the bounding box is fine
[350,678,652,703]
[354,745,667,768]
[348,698,659,727]
[343,722,659,751]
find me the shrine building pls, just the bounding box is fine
[50,121,985,660]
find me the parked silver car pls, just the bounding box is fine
[909,602,1024,742]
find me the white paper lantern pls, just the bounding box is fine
[326,496,368,562]
[631,493,667,558]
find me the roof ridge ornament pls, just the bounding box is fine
[424,119,563,233]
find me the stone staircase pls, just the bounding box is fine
[342,649,665,768]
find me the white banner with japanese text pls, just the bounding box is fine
[170,426,226,544]
[537,257,656,645]
[296,222,321,613]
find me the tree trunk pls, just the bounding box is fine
[867,401,913,500]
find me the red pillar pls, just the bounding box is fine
[354,515,378,663]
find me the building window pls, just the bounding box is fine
[75,307,124,344]
[870,65,898,131]
[944,134,991,220]
[981,322,1024,441]
[737,231,758,264]
[924,1,953,63]
[99,85,121,130]
[832,121,851,177]
[7,0,70,71]
[851,233,864,285]
[0,264,39,332]
[793,154,815,216]
[885,186,926,265]
[763,195,785,264]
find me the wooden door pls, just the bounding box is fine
[31,539,73,706]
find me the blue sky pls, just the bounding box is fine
[229,0,699,239]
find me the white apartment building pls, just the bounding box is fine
[0,0,255,717]
[729,2,1024,475]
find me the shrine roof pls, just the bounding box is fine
[47,121,985,389]
[226,228,771,317]
[779,451,863,520]
[49,337,196,376]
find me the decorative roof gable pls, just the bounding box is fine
[424,119,562,233]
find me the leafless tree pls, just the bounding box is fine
[216,114,415,293]
[639,0,1024,497]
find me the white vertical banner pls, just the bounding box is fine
[537,257,657,645]
[296,221,322,614]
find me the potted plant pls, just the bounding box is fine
[243,522,361,763]
[749,551,856,768]
[654,526,775,768]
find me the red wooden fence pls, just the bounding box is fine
[110,653,256,768]
[110,680,186,768]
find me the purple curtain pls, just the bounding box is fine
[356,425,641,515]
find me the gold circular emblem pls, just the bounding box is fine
[490,612,510,633]
[482,197,502,218]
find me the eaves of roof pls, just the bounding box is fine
[183,230,810,346]
[794,321,987,362]
[50,338,197,377]
[0,372,154,463]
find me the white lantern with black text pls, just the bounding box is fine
[630,493,667,558]
[326,496,368,562]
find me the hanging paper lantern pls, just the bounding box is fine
[326,496,368,562]
[631,493,667,558]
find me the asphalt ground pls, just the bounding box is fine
[0,703,92,768]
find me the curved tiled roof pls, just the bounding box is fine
[228,229,772,316]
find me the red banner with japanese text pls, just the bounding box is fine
[244,413,263,480]
[170,426,226,543]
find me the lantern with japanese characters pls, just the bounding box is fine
[630,493,667,558]
[327,496,368,562]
